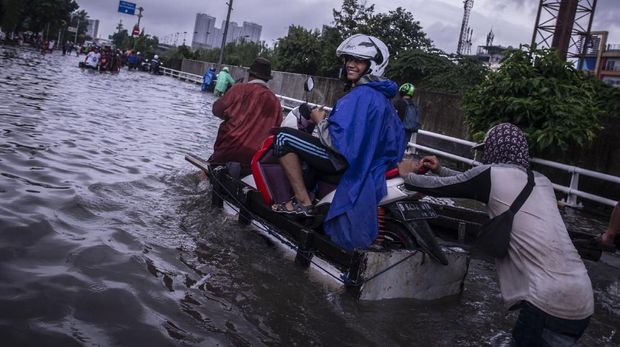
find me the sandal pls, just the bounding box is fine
[272,197,315,217]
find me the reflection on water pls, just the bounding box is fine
[0,46,618,346]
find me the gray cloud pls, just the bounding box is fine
[75,0,620,52]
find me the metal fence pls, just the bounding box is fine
[164,67,619,208]
[161,67,202,84]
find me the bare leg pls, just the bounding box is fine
[279,153,312,207]
[602,202,620,245]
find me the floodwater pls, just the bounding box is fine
[0,46,618,346]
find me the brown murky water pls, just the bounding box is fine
[0,45,618,346]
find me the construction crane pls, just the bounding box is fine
[457,0,474,55]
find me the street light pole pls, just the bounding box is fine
[218,0,233,65]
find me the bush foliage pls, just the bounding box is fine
[463,47,609,155]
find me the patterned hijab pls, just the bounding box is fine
[479,123,530,169]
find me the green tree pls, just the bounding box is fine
[22,0,78,37]
[111,24,129,48]
[0,0,81,41]
[0,0,23,34]
[317,26,343,77]
[195,47,219,63]
[332,1,432,56]
[332,0,374,38]
[189,39,272,67]
[366,7,432,56]
[272,26,321,75]
[388,49,488,94]
[222,39,272,66]
[463,47,604,155]
[131,33,158,55]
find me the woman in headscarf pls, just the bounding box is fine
[398,123,593,346]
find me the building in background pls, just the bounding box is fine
[473,29,510,70]
[581,31,620,87]
[191,13,261,50]
[191,13,216,50]
[85,19,99,40]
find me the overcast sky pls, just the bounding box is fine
[75,0,620,53]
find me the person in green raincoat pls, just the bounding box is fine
[214,67,235,96]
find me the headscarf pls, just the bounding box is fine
[480,123,530,169]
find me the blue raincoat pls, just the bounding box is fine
[324,78,406,250]
[201,68,216,92]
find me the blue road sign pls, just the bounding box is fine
[118,1,136,15]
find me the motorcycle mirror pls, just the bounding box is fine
[304,77,314,93]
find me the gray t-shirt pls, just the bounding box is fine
[404,164,594,320]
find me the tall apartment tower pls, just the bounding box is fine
[192,13,262,49]
[242,22,261,43]
[85,19,99,39]
[192,13,217,49]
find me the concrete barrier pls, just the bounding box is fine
[181,58,343,106]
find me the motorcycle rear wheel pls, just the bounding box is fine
[380,219,416,250]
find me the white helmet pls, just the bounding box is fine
[154,55,159,59]
[336,34,389,77]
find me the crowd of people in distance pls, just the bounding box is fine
[77,45,161,74]
[202,32,620,346]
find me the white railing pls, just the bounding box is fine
[161,67,202,84]
[410,131,619,207]
[164,67,619,208]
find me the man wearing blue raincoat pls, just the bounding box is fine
[201,67,216,92]
[272,34,405,250]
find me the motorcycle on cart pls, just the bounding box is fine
[185,77,470,301]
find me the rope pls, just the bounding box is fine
[341,252,419,287]
[206,166,420,288]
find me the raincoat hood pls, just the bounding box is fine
[356,75,398,99]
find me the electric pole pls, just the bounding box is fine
[116,20,123,34]
[136,7,144,28]
[133,7,143,50]
[218,0,233,65]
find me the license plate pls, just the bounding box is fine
[396,201,437,221]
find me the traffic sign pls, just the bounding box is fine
[67,26,77,33]
[132,25,140,36]
[118,1,136,15]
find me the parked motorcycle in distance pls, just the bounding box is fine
[140,59,150,72]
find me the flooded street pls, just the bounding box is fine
[0,46,618,346]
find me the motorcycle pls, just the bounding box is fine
[140,59,151,72]
[150,58,162,75]
[185,77,469,301]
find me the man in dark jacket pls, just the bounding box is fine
[210,57,282,166]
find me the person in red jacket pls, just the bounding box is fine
[210,57,282,166]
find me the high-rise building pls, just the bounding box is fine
[192,13,216,49]
[242,22,261,43]
[191,13,261,50]
[85,19,99,39]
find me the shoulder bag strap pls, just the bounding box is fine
[508,170,535,214]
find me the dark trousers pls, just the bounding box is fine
[512,302,590,347]
[273,127,345,174]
